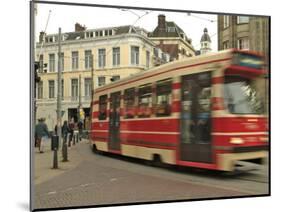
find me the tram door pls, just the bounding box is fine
[180,72,212,163]
[109,91,121,151]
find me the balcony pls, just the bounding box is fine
[36,95,92,105]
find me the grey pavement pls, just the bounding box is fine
[33,138,86,185]
[33,140,268,210]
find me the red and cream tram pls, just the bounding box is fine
[90,49,268,172]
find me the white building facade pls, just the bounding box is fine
[35,24,168,130]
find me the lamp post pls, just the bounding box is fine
[88,54,94,143]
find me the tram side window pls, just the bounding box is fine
[198,73,211,114]
[155,79,172,117]
[138,84,152,118]
[124,88,135,119]
[98,95,107,120]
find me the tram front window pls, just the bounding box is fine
[224,75,264,114]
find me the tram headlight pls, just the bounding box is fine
[230,137,244,144]
[259,137,268,142]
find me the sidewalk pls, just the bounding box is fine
[33,138,88,185]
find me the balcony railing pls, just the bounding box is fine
[36,95,92,104]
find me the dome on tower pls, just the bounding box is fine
[200,28,211,42]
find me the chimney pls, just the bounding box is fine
[75,23,86,32]
[39,31,46,43]
[158,14,166,32]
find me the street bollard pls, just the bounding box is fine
[62,135,68,162]
[73,134,76,146]
[68,134,71,147]
[53,148,58,169]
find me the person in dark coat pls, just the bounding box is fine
[62,121,69,142]
[77,120,83,141]
[68,119,75,146]
[35,118,49,153]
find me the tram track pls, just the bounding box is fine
[229,172,268,184]
[82,142,269,195]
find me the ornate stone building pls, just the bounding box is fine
[35,24,164,129]
[149,14,196,62]
[217,15,269,65]
[200,28,212,55]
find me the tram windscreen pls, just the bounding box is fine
[224,76,264,114]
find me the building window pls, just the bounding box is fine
[49,54,55,72]
[162,52,167,62]
[237,16,249,24]
[39,55,44,73]
[111,75,120,82]
[71,79,78,101]
[223,15,230,29]
[84,78,92,98]
[98,49,106,68]
[59,52,64,71]
[237,37,249,50]
[86,31,93,38]
[37,81,43,99]
[112,47,120,66]
[138,84,152,118]
[155,79,172,117]
[154,48,159,58]
[146,51,150,68]
[131,46,139,65]
[98,76,106,87]
[98,95,107,120]
[124,88,135,119]
[48,80,55,99]
[72,51,79,70]
[167,27,176,32]
[223,41,229,49]
[85,50,92,69]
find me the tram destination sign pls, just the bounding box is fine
[232,52,264,70]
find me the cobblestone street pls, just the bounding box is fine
[33,140,268,210]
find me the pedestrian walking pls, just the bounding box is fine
[68,119,75,146]
[35,118,49,153]
[78,120,83,141]
[62,120,69,143]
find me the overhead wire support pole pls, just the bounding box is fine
[89,54,94,143]
[58,27,68,163]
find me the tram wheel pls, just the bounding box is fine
[92,144,99,153]
[152,154,164,167]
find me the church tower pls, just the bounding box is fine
[200,28,212,54]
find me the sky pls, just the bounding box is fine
[35,2,218,51]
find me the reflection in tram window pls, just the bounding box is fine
[138,84,152,118]
[181,73,211,144]
[181,79,194,143]
[124,88,135,119]
[198,87,211,113]
[98,95,107,120]
[156,79,172,117]
[224,76,264,114]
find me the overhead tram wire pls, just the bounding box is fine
[38,10,52,57]
[187,13,217,23]
[185,13,217,50]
